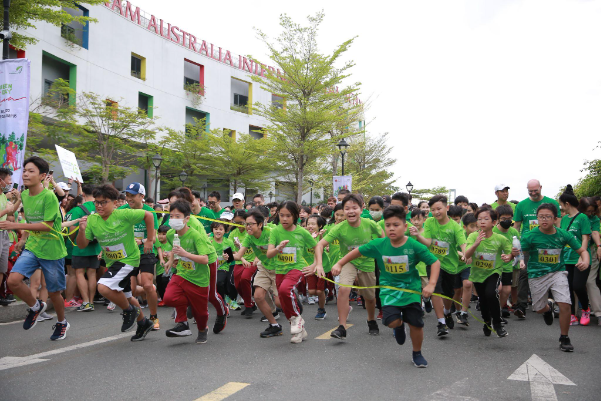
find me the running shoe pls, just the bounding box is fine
[77,302,94,312]
[315,308,327,320]
[357,297,363,307]
[553,302,560,318]
[493,325,508,338]
[436,322,448,337]
[131,318,153,341]
[377,309,383,320]
[93,296,105,304]
[273,308,282,320]
[229,299,241,311]
[330,325,347,340]
[196,329,208,344]
[444,313,455,329]
[157,300,165,307]
[213,314,227,334]
[367,320,379,335]
[501,307,510,318]
[291,327,308,344]
[514,307,525,319]
[166,322,192,337]
[64,299,81,308]
[559,336,574,352]
[393,323,406,345]
[569,315,579,326]
[260,324,283,338]
[483,322,492,337]
[242,307,254,319]
[307,296,315,305]
[50,321,70,341]
[457,312,469,326]
[151,317,160,331]
[37,311,53,322]
[107,302,116,311]
[121,306,140,332]
[412,351,428,368]
[500,317,508,324]
[290,315,305,335]
[140,300,148,309]
[580,309,591,326]
[475,301,481,311]
[423,298,432,313]
[543,300,554,326]
[470,294,479,302]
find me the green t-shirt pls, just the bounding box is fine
[513,196,561,237]
[230,228,255,264]
[323,224,341,270]
[466,232,512,283]
[22,188,67,260]
[492,225,521,273]
[361,209,372,219]
[359,237,437,306]
[167,228,211,287]
[560,213,591,264]
[211,236,234,271]
[67,201,102,257]
[304,236,332,274]
[241,228,272,269]
[589,215,601,248]
[119,204,159,253]
[195,206,216,234]
[323,218,382,272]
[85,209,145,268]
[422,217,466,274]
[268,224,317,274]
[156,240,173,275]
[456,228,468,273]
[520,227,581,279]
[491,201,516,213]
[0,193,7,223]
[408,224,428,277]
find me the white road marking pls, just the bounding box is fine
[196,382,250,401]
[508,354,576,401]
[430,377,480,401]
[0,332,131,371]
[0,320,22,326]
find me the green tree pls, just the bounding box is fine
[411,186,449,202]
[572,159,601,198]
[5,0,105,50]
[250,11,362,202]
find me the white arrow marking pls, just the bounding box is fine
[0,332,131,371]
[508,354,576,401]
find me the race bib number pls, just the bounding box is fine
[134,231,144,240]
[278,247,297,263]
[307,247,315,254]
[244,247,254,257]
[332,239,340,246]
[103,244,127,260]
[430,240,450,256]
[258,245,268,255]
[383,255,408,274]
[179,256,195,270]
[347,245,360,252]
[529,219,539,231]
[474,252,495,269]
[538,249,560,264]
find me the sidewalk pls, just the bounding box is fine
[0,300,56,323]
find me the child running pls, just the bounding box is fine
[304,214,331,320]
[231,210,258,318]
[329,206,440,367]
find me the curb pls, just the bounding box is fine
[0,300,56,323]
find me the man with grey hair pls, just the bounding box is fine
[512,179,561,319]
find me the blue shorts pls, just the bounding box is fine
[12,250,66,293]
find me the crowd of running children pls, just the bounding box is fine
[0,156,600,368]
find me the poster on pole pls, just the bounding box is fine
[0,59,30,187]
[55,145,84,183]
[333,175,352,194]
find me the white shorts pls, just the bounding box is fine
[528,270,571,311]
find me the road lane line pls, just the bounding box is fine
[195,382,250,401]
[0,320,23,326]
[315,324,353,339]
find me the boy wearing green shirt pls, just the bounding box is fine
[156,225,172,306]
[4,157,69,341]
[411,195,466,337]
[332,205,440,368]
[314,194,384,340]
[77,184,156,341]
[519,203,589,352]
[493,205,522,319]
[448,206,472,327]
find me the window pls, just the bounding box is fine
[271,94,284,109]
[233,94,248,107]
[249,125,264,140]
[185,107,209,136]
[223,129,236,139]
[131,54,143,79]
[231,77,252,114]
[61,6,89,49]
[42,51,76,106]
[138,92,153,118]
[184,59,204,93]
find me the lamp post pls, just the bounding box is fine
[151,153,163,201]
[268,191,273,202]
[179,170,188,187]
[1,0,11,60]
[337,138,350,176]
[406,181,413,195]
[309,179,314,207]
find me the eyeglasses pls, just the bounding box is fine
[245,222,257,227]
[537,215,554,221]
[94,200,110,207]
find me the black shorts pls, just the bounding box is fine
[434,269,456,298]
[64,259,72,274]
[98,262,133,296]
[72,255,101,269]
[131,253,157,276]
[454,267,471,289]
[501,272,513,286]
[382,303,424,328]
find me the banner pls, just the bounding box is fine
[333,175,352,194]
[0,59,30,187]
[55,145,84,183]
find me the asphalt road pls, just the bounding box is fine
[0,300,600,401]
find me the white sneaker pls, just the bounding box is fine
[308,296,316,305]
[291,327,308,344]
[107,302,116,311]
[290,315,304,335]
[37,311,53,321]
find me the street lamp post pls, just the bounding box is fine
[309,179,314,207]
[406,181,413,195]
[268,191,273,202]
[337,138,350,176]
[179,170,188,187]
[1,0,12,60]
[151,153,163,201]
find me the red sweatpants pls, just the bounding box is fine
[163,275,208,331]
[233,264,257,308]
[276,269,305,320]
[208,261,228,316]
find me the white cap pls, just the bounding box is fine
[56,182,71,191]
[220,211,234,220]
[494,183,510,192]
[232,193,245,201]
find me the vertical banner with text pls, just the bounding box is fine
[333,175,352,195]
[0,59,30,187]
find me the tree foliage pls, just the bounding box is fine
[572,159,601,198]
[411,186,449,202]
[5,0,105,50]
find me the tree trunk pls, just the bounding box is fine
[297,165,304,204]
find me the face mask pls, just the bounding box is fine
[369,211,383,220]
[1,179,11,193]
[169,219,186,231]
[499,219,512,229]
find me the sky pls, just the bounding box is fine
[141,0,601,204]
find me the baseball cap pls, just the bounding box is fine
[125,182,146,196]
[232,192,245,201]
[220,211,234,220]
[56,182,71,191]
[494,184,510,192]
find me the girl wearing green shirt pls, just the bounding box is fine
[211,222,235,304]
[305,214,331,320]
[230,210,257,318]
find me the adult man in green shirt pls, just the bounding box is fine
[68,184,101,312]
[512,179,561,319]
[192,190,215,234]
[0,167,21,301]
[491,183,515,212]
[207,191,227,219]
[232,192,246,211]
